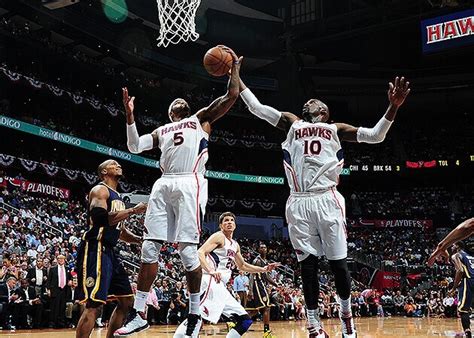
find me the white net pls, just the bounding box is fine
[156,0,201,48]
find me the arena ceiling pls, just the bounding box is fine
[1,0,473,78]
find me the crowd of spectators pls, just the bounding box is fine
[347,228,441,272]
[2,16,474,173]
[0,14,471,333]
[0,175,465,331]
[347,186,474,224]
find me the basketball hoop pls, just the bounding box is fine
[156,0,201,48]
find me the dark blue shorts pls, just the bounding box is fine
[458,278,474,313]
[245,276,271,311]
[76,240,132,304]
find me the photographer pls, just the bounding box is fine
[167,292,186,325]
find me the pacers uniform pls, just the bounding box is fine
[246,255,272,311]
[76,183,132,304]
[145,114,209,244]
[282,120,346,262]
[457,249,474,313]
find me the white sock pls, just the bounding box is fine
[226,329,242,338]
[134,290,149,313]
[339,296,351,315]
[307,309,320,326]
[189,292,200,315]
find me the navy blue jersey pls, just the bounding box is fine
[83,183,125,247]
[459,250,474,279]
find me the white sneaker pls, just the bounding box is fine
[340,312,357,338]
[307,322,329,338]
[114,311,149,337]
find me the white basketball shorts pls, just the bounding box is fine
[144,173,207,244]
[199,274,247,323]
[285,187,347,262]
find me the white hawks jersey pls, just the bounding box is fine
[281,120,343,193]
[205,234,238,284]
[156,115,209,174]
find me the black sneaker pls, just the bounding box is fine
[185,313,202,337]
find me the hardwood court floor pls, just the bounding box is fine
[0,317,468,337]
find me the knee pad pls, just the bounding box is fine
[301,255,319,279]
[300,255,320,308]
[234,314,252,335]
[141,240,162,264]
[329,258,351,299]
[178,243,200,271]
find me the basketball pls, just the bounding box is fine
[203,46,233,77]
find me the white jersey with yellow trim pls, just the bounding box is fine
[281,120,343,193]
[156,115,209,174]
[205,235,238,285]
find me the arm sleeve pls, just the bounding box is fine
[126,123,154,154]
[240,88,282,126]
[90,207,109,227]
[356,116,393,144]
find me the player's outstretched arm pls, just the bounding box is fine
[122,87,158,153]
[119,228,142,245]
[428,217,474,266]
[196,46,242,130]
[239,79,298,132]
[89,185,147,227]
[336,76,410,143]
[235,244,281,273]
[197,232,225,282]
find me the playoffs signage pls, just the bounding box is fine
[421,9,474,53]
[21,181,70,199]
[349,219,433,230]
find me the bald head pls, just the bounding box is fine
[302,99,330,123]
[97,160,122,180]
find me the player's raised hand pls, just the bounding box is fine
[265,262,281,272]
[388,76,410,107]
[218,45,243,73]
[427,246,449,266]
[210,270,222,283]
[122,87,135,115]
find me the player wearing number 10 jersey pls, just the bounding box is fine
[238,77,410,338]
[114,46,242,338]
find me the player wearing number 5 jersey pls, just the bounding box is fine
[115,46,242,338]
[238,77,410,338]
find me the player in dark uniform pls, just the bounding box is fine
[246,243,279,338]
[75,160,147,338]
[450,239,474,338]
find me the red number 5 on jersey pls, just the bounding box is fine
[173,132,184,146]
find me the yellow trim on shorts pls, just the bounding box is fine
[108,294,134,299]
[254,275,271,307]
[82,242,89,301]
[90,241,103,302]
[245,305,267,311]
[458,278,468,312]
[97,227,104,242]
[463,265,471,279]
